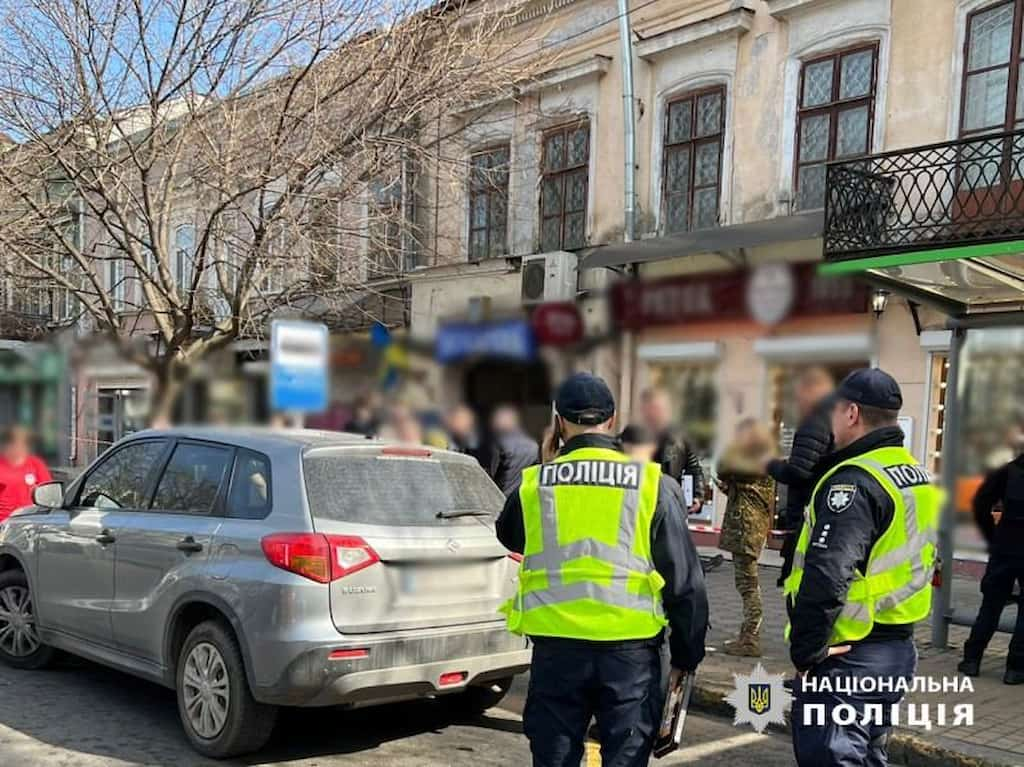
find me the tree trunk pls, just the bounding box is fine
[148,363,186,427]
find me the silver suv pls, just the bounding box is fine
[0,428,529,758]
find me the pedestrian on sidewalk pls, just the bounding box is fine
[0,425,52,524]
[784,369,941,767]
[765,366,835,588]
[640,386,723,571]
[716,418,777,657]
[497,373,709,767]
[957,451,1024,685]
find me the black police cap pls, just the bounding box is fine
[555,372,615,425]
[836,368,903,411]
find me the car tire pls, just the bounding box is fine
[0,569,55,670]
[175,619,277,759]
[450,676,514,716]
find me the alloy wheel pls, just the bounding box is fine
[182,641,231,739]
[0,584,40,658]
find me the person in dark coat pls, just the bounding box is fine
[766,366,835,587]
[489,405,539,496]
[639,387,705,513]
[958,452,1024,685]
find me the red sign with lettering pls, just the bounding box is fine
[532,302,584,346]
[611,263,867,331]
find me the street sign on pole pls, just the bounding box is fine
[270,320,329,414]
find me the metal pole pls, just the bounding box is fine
[931,325,965,649]
[615,0,637,419]
[616,0,636,243]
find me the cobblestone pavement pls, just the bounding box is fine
[698,558,1022,767]
[0,652,796,766]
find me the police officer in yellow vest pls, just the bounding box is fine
[497,373,709,767]
[786,369,941,767]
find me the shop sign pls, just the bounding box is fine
[531,302,584,347]
[436,319,536,363]
[612,263,867,330]
[270,320,329,413]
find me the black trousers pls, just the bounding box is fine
[523,640,664,767]
[792,639,917,767]
[963,555,1024,672]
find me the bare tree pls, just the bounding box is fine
[0,0,551,421]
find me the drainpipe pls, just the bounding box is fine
[616,0,638,420]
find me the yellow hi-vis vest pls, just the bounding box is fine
[501,446,668,641]
[783,445,942,645]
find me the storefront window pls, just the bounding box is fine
[925,353,949,476]
[96,387,149,452]
[959,329,1024,477]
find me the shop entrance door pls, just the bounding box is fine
[463,360,551,437]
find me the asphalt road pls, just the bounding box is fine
[0,656,797,766]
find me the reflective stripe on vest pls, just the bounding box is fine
[520,482,657,614]
[784,446,941,645]
[501,447,666,641]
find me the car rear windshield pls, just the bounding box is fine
[303,453,505,526]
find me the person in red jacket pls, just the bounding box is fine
[0,426,51,523]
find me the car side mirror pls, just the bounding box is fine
[32,481,64,510]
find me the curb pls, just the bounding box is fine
[689,681,1010,767]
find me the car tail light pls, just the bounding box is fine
[262,533,380,583]
[329,648,369,660]
[439,671,467,687]
[330,535,380,579]
[507,552,523,563]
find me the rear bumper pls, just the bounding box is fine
[252,624,531,707]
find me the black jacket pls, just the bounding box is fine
[490,429,540,496]
[789,426,914,671]
[767,395,834,529]
[653,429,705,503]
[973,453,1024,558]
[495,433,709,671]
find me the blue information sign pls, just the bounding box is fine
[270,320,329,413]
[435,319,536,364]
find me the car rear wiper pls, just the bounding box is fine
[436,510,492,519]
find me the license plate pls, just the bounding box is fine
[399,565,486,595]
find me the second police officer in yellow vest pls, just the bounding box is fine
[785,369,941,767]
[496,373,709,767]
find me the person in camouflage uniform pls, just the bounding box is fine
[716,419,777,657]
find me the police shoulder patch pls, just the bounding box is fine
[826,484,858,513]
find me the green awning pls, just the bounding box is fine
[819,240,1024,275]
[819,241,1024,313]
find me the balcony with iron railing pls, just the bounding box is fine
[822,130,1024,311]
[824,129,1024,262]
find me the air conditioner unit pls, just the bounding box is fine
[521,251,578,306]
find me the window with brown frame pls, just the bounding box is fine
[794,43,879,211]
[960,0,1024,138]
[540,122,589,251]
[662,86,725,233]
[468,145,510,260]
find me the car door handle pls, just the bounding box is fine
[176,537,203,554]
[95,530,116,545]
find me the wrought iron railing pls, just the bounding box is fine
[824,129,1024,261]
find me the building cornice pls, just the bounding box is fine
[520,55,611,94]
[765,0,841,20]
[635,6,755,61]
